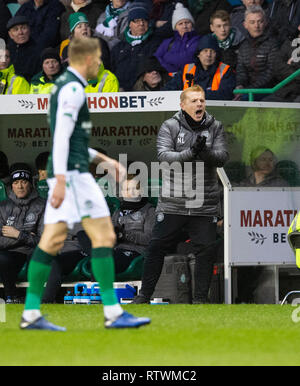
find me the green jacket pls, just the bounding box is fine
[85,63,119,93]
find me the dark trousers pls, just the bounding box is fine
[0,250,29,298]
[42,251,84,303]
[140,214,217,301]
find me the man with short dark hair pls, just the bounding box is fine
[234,5,279,100]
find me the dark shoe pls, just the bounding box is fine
[131,294,150,304]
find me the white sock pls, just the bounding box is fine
[103,304,123,320]
[22,309,42,322]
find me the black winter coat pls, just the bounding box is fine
[111,34,161,91]
[16,0,65,50]
[0,0,11,42]
[236,31,279,89]
[7,38,42,82]
[0,189,45,255]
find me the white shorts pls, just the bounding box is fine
[44,171,110,228]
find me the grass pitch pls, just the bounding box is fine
[1,304,300,366]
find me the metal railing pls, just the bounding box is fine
[233,68,300,101]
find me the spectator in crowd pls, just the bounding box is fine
[149,0,177,39]
[187,0,233,36]
[110,2,161,91]
[234,5,278,101]
[132,85,229,304]
[133,55,171,91]
[6,15,41,82]
[15,0,65,51]
[0,0,11,41]
[241,146,288,187]
[154,2,201,76]
[29,48,63,94]
[59,0,108,41]
[269,0,300,46]
[263,24,300,103]
[0,163,45,303]
[163,34,236,100]
[0,47,30,94]
[60,11,111,70]
[230,0,271,37]
[209,9,244,69]
[94,0,131,50]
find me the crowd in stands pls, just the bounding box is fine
[0,0,300,100]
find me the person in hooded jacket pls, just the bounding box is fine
[162,33,236,100]
[0,163,45,303]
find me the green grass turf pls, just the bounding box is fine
[1,304,300,366]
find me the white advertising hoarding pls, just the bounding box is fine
[229,188,300,265]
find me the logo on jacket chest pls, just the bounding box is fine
[6,216,15,226]
[177,133,185,144]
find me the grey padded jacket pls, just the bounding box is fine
[155,110,229,216]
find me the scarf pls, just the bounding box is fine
[124,26,152,46]
[214,29,236,50]
[95,2,130,37]
[119,197,148,212]
[71,0,91,12]
[183,110,206,131]
[187,0,213,16]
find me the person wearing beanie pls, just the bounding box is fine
[59,12,111,71]
[6,15,41,82]
[0,162,45,303]
[154,2,201,74]
[29,48,63,94]
[133,55,171,91]
[163,33,236,100]
[59,0,106,42]
[111,2,161,90]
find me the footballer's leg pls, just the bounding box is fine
[20,222,68,331]
[82,216,150,328]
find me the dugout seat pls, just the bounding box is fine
[0,180,7,202]
[80,254,144,282]
[17,261,28,282]
[62,256,89,282]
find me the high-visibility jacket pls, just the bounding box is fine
[29,74,55,94]
[85,63,119,93]
[288,211,300,267]
[0,65,30,94]
[182,61,230,90]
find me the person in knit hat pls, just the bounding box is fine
[133,55,171,91]
[0,161,45,303]
[154,2,201,74]
[110,2,161,90]
[163,33,236,100]
[29,47,63,94]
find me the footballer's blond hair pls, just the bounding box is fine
[68,37,101,65]
[180,85,205,102]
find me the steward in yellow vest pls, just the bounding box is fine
[0,64,30,94]
[29,48,63,94]
[288,212,300,268]
[85,63,119,93]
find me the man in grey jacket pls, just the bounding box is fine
[133,84,229,304]
[0,163,45,302]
